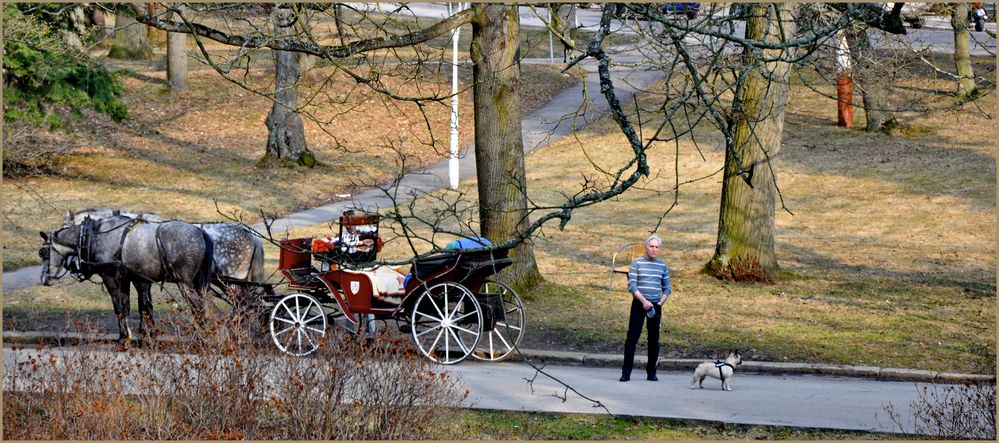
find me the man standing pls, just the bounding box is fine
[620,234,672,382]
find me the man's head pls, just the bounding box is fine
[644,234,662,260]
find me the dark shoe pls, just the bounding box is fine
[647,374,658,381]
[619,375,630,382]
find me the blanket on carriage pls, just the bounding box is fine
[342,265,408,305]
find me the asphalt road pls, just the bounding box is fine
[370,3,996,56]
[448,360,925,434]
[3,344,926,435]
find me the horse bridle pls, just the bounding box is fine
[40,228,76,282]
[42,218,137,282]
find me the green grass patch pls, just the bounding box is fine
[451,409,901,440]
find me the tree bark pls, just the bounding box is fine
[261,6,316,167]
[471,4,542,290]
[145,3,166,44]
[108,9,153,60]
[293,6,318,79]
[166,6,188,94]
[951,3,977,100]
[845,27,896,133]
[705,3,797,282]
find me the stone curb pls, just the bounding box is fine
[5,330,993,385]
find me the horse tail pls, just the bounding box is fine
[248,235,266,284]
[196,229,215,293]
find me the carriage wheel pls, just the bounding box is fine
[269,293,327,357]
[410,282,482,365]
[473,280,527,362]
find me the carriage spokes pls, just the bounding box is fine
[269,293,327,357]
[410,282,483,365]
[472,280,526,362]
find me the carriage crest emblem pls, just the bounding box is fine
[350,281,360,294]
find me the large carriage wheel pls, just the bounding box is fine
[269,293,327,357]
[473,280,527,362]
[410,282,483,365]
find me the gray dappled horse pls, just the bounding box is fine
[69,209,269,340]
[74,209,266,283]
[40,214,215,342]
[73,208,267,298]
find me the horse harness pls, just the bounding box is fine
[68,217,144,280]
[713,360,736,380]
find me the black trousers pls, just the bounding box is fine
[622,298,662,377]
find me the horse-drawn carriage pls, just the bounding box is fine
[40,208,525,365]
[264,211,526,364]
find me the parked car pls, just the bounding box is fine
[661,2,700,19]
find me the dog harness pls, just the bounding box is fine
[714,360,735,380]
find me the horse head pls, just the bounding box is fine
[39,225,79,286]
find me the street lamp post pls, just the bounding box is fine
[448,2,466,190]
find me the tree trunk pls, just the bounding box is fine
[261,6,316,167]
[294,6,318,79]
[951,3,977,100]
[705,3,797,282]
[333,4,347,46]
[145,3,166,44]
[845,27,896,133]
[471,4,543,290]
[166,7,188,94]
[108,9,153,60]
[90,7,109,40]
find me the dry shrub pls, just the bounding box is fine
[885,382,996,439]
[3,311,468,439]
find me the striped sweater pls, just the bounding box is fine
[627,256,671,303]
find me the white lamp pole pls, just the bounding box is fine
[548,6,554,63]
[448,2,465,190]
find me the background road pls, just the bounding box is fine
[370,3,996,56]
[449,360,924,434]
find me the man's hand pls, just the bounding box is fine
[634,292,652,311]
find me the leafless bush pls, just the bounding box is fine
[2,121,75,178]
[885,382,996,439]
[3,311,467,439]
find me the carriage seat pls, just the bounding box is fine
[342,266,408,305]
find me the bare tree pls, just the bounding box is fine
[108,7,153,60]
[845,26,897,132]
[261,4,316,167]
[470,4,542,288]
[703,4,798,282]
[166,5,188,93]
[950,3,977,100]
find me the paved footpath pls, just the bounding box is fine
[449,360,924,434]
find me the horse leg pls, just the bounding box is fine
[103,273,132,344]
[180,284,220,325]
[135,279,155,339]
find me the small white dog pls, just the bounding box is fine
[690,350,742,391]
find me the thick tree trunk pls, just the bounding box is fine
[333,4,347,46]
[166,7,188,94]
[471,4,542,290]
[108,9,153,60]
[294,6,318,79]
[145,3,166,44]
[90,7,107,36]
[951,3,977,100]
[845,28,896,133]
[261,6,316,167]
[705,3,797,282]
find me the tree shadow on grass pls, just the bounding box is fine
[777,242,996,300]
